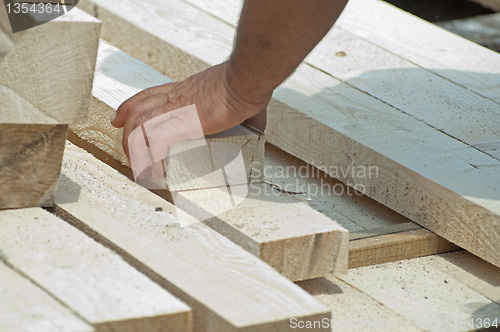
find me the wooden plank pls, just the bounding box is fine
[0,207,191,331]
[71,40,347,280]
[348,229,459,269]
[71,40,263,190]
[268,65,500,268]
[0,7,100,124]
[182,0,500,159]
[0,261,93,332]
[296,277,423,331]
[174,183,348,281]
[430,251,500,306]
[336,0,500,103]
[340,256,500,331]
[349,222,423,241]
[264,143,413,232]
[55,142,331,331]
[303,26,500,160]
[78,0,500,267]
[264,144,457,269]
[0,124,67,209]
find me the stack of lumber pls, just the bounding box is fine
[0,7,100,209]
[70,40,349,281]
[2,0,499,330]
[78,0,500,268]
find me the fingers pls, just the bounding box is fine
[111,83,178,128]
[127,105,203,182]
[121,93,177,160]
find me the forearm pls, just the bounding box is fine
[227,0,348,104]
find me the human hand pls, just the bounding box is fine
[111,61,270,179]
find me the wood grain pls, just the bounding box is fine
[0,124,67,209]
[0,261,93,332]
[71,41,347,280]
[55,142,331,331]
[296,277,423,332]
[0,207,192,332]
[183,0,500,160]
[78,0,500,267]
[349,228,459,269]
[430,251,500,306]
[175,182,348,281]
[340,256,500,330]
[336,0,500,103]
[0,7,100,124]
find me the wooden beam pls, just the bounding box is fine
[0,260,93,332]
[348,228,460,269]
[430,251,500,306]
[79,0,500,267]
[0,7,100,124]
[55,142,331,331]
[340,256,500,330]
[0,124,67,209]
[70,40,348,280]
[0,207,192,331]
[336,0,500,103]
[296,277,424,330]
[174,183,348,281]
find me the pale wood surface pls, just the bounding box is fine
[337,0,500,103]
[176,182,348,281]
[430,251,500,306]
[182,0,500,105]
[0,26,13,59]
[270,66,500,267]
[0,207,191,332]
[78,0,500,267]
[297,277,423,332]
[0,8,100,124]
[340,256,500,331]
[0,261,93,332]
[304,26,500,160]
[71,40,263,190]
[71,41,347,280]
[78,0,212,81]
[0,124,67,209]
[183,0,500,159]
[264,143,412,232]
[349,229,459,269]
[55,142,331,331]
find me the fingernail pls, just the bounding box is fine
[110,111,117,123]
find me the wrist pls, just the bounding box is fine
[224,59,274,106]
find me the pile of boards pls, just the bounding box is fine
[0,0,499,331]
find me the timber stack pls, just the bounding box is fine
[1,0,499,331]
